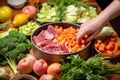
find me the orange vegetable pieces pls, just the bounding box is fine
[81,44,85,48]
[54,26,86,53]
[29,0,47,4]
[78,35,88,45]
[55,25,59,29]
[94,40,102,49]
[113,42,120,54]
[29,0,39,4]
[72,45,80,52]
[98,43,105,52]
[95,37,120,55]
[106,50,113,55]
[84,35,88,39]
[105,42,115,51]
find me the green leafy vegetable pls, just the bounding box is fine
[54,0,97,22]
[58,54,120,80]
[0,30,31,74]
[37,3,60,22]
[37,0,97,22]
[0,28,16,38]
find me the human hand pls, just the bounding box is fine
[76,18,104,43]
[76,0,120,44]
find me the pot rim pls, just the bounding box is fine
[10,74,37,80]
[31,22,91,56]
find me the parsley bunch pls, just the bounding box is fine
[58,54,120,80]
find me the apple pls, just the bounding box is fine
[17,57,34,74]
[26,54,37,63]
[39,74,54,80]
[33,59,48,76]
[22,5,37,19]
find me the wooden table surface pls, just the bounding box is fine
[0,0,120,80]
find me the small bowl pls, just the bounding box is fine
[10,74,37,80]
[7,0,27,9]
[31,22,91,64]
[94,36,120,59]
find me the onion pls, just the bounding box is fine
[22,5,37,19]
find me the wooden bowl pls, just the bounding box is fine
[94,36,120,59]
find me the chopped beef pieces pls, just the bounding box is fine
[33,25,69,54]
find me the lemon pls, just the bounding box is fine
[12,14,29,26]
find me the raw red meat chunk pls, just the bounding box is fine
[33,25,69,54]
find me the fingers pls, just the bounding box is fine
[76,30,86,44]
[76,25,92,44]
[77,28,99,43]
[86,31,99,43]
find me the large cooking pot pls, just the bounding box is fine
[31,22,91,64]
